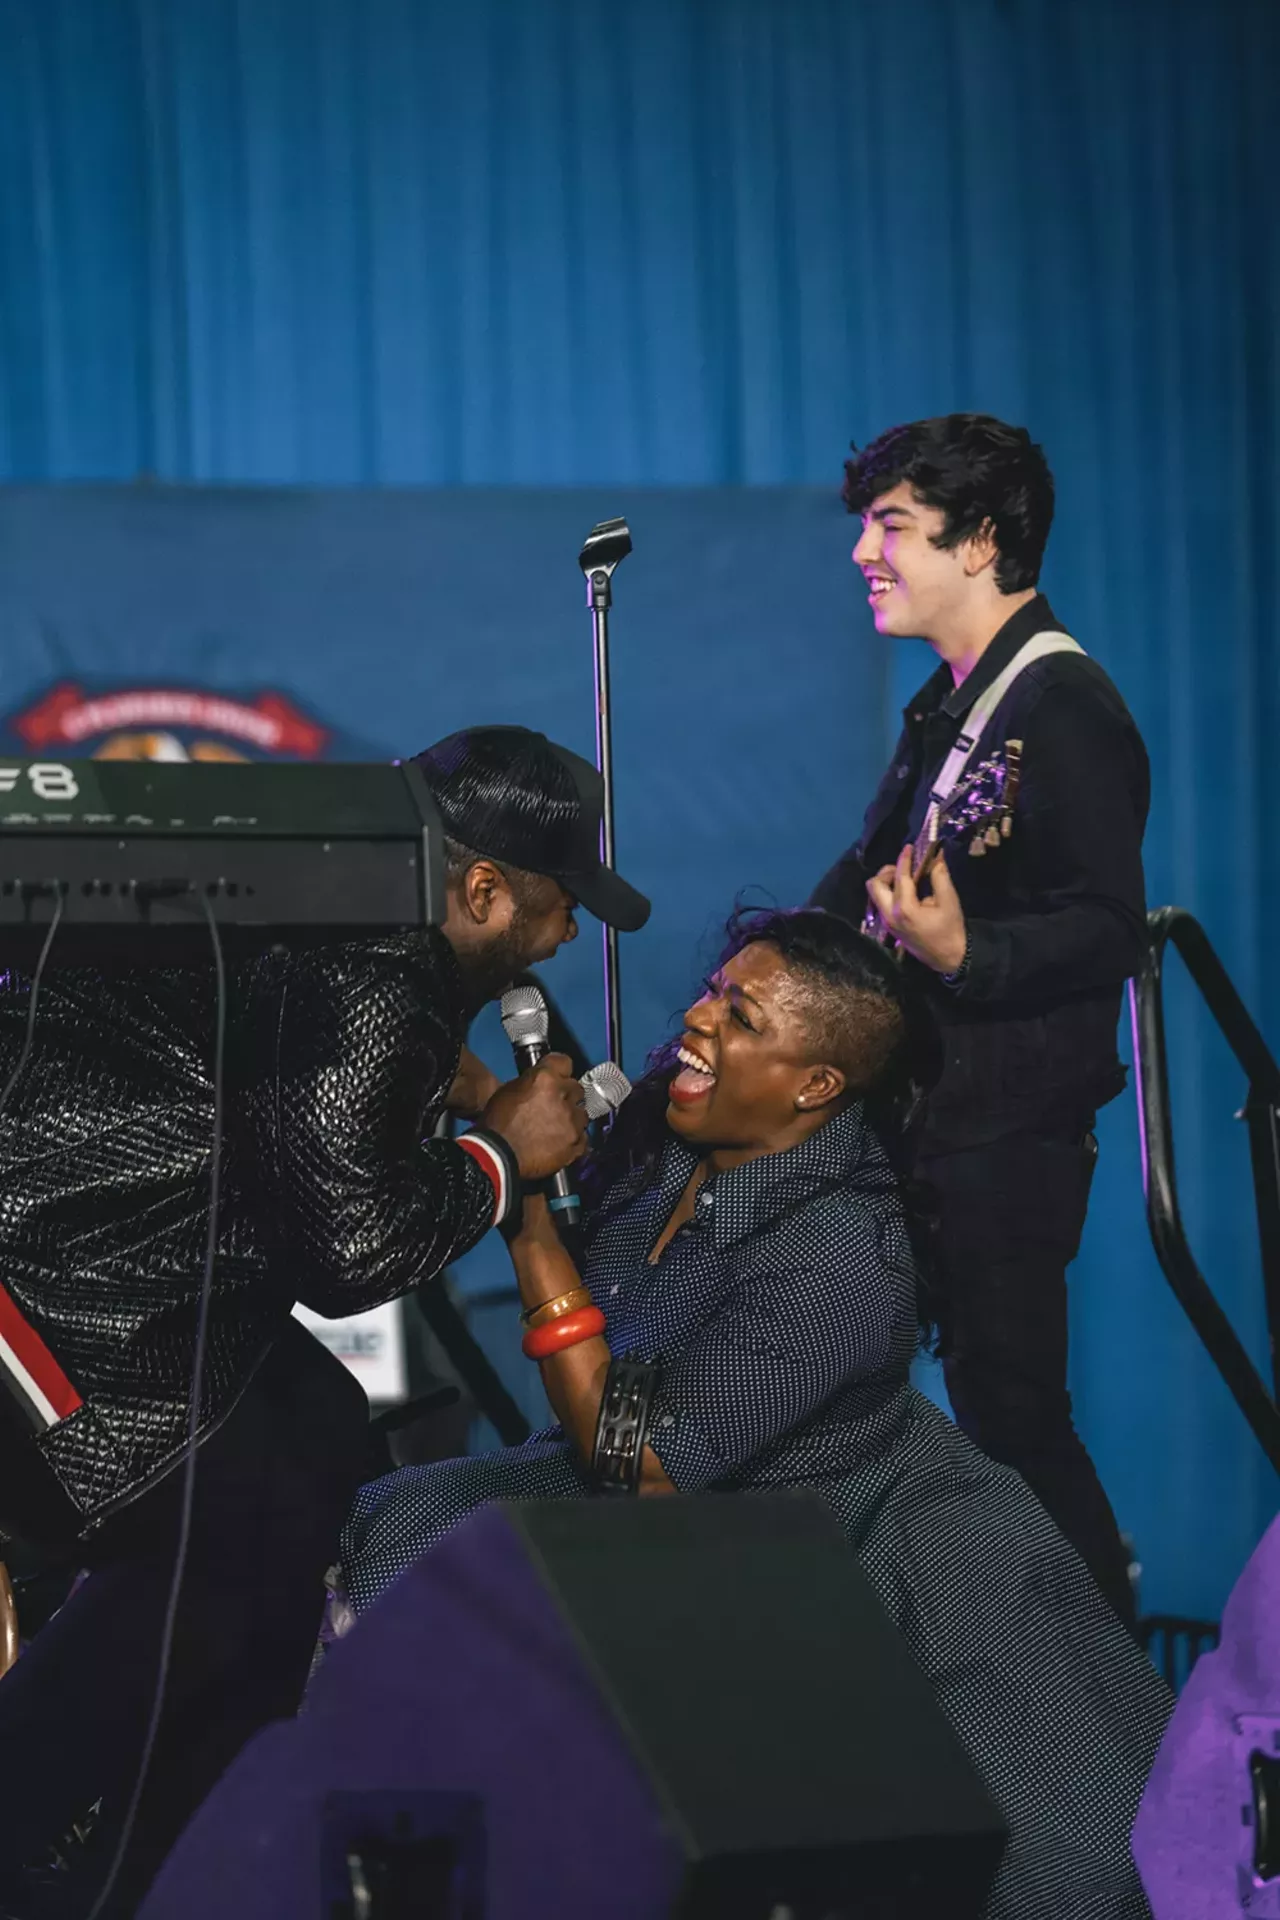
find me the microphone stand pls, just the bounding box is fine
[578,517,632,1070]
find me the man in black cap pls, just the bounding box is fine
[416,724,650,1122]
[0,724,649,1917]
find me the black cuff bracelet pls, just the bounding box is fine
[591,1359,658,1497]
[941,931,972,989]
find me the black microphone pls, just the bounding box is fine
[499,984,584,1228]
[500,988,632,1229]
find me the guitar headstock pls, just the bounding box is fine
[935,739,1023,859]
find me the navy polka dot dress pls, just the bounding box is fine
[341,1104,1170,1920]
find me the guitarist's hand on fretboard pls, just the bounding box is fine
[861,740,1020,968]
[865,842,969,977]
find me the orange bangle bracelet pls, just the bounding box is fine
[521,1286,592,1331]
[521,1305,606,1361]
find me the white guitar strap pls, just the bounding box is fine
[924,630,1085,838]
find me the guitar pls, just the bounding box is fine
[862,740,1023,948]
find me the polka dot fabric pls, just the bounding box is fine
[342,1104,1170,1919]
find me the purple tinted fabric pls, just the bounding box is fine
[1133,1510,1280,1916]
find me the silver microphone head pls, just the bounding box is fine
[581,1061,632,1121]
[500,984,549,1048]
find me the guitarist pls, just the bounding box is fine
[812,413,1149,1625]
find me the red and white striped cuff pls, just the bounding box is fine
[0,1281,83,1433]
[458,1128,520,1229]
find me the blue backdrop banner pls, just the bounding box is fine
[0,480,876,1061]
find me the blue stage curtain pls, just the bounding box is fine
[0,0,1276,1619]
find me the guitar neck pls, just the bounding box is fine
[912,812,940,883]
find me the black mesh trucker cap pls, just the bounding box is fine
[409,726,650,934]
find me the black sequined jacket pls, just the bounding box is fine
[0,930,497,1537]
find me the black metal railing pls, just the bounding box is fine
[1139,1614,1221,1693]
[1128,907,1280,1475]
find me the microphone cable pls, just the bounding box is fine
[86,893,227,1919]
[0,887,66,1124]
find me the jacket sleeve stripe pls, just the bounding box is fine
[0,1282,84,1429]
[457,1128,518,1229]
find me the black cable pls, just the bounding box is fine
[86,894,227,1920]
[0,889,66,1124]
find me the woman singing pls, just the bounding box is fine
[341,907,1169,1920]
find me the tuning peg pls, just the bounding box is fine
[969,835,987,857]
[984,824,1001,848]
[1000,816,1013,839]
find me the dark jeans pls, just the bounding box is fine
[0,1319,370,1916]
[922,1126,1136,1626]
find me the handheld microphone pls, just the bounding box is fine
[581,1060,631,1122]
[499,987,631,1229]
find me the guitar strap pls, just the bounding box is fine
[924,630,1085,839]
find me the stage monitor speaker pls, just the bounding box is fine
[139,1493,1006,1920]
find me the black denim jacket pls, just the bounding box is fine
[812,596,1151,1152]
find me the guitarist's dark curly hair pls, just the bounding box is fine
[842,412,1054,595]
[582,904,948,1352]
